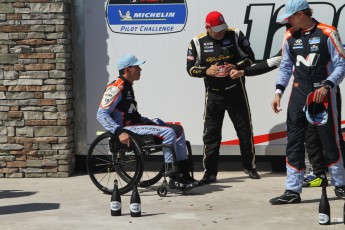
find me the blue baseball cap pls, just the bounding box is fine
[117,54,146,71]
[304,92,328,126]
[278,0,310,24]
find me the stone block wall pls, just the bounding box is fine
[0,0,74,178]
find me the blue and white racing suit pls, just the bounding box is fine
[97,76,188,163]
[276,19,345,193]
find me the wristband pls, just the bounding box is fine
[323,84,331,91]
[275,89,283,95]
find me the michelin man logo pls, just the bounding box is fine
[119,10,132,20]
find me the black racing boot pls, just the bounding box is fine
[244,168,261,179]
[165,162,193,190]
[177,159,203,187]
[170,176,194,190]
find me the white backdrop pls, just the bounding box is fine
[82,0,345,155]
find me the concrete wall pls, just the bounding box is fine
[0,0,74,178]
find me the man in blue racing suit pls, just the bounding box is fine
[230,48,345,188]
[97,54,200,189]
[269,0,345,204]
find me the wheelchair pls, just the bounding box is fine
[86,130,195,197]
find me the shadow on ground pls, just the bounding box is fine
[0,190,37,199]
[0,203,60,215]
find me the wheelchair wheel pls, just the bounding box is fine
[138,157,164,187]
[157,186,167,197]
[86,132,143,195]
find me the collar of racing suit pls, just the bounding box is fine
[119,75,133,85]
[300,18,317,35]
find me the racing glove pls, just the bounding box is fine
[151,118,165,126]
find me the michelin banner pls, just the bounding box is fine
[107,0,187,34]
[82,0,345,155]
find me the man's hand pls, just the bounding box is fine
[272,93,282,113]
[119,132,130,147]
[206,62,235,77]
[223,62,236,76]
[206,64,220,76]
[230,69,244,79]
[313,87,329,103]
[151,118,165,126]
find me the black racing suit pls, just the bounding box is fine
[276,19,345,193]
[186,29,255,176]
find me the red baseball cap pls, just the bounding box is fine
[205,11,228,32]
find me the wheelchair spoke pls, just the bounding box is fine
[138,154,164,188]
[87,132,143,195]
[92,144,113,161]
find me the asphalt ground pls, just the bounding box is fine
[1,171,345,230]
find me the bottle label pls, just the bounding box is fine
[318,213,330,224]
[110,201,121,211]
[130,203,141,213]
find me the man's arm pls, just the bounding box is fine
[186,37,207,78]
[96,80,125,136]
[313,29,345,104]
[245,51,282,76]
[325,30,345,87]
[245,59,278,76]
[272,34,293,113]
[276,37,294,94]
[230,51,282,79]
[236,30,255,69]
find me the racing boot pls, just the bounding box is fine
[334,186,345,198]
[165,162,193,190]
[244,168,261,179]
[168,176,194,190]
[302,174,328,188]
[168,177,178,189]
[177,159,203,188]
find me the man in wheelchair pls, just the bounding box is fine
[97,54,201,190]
